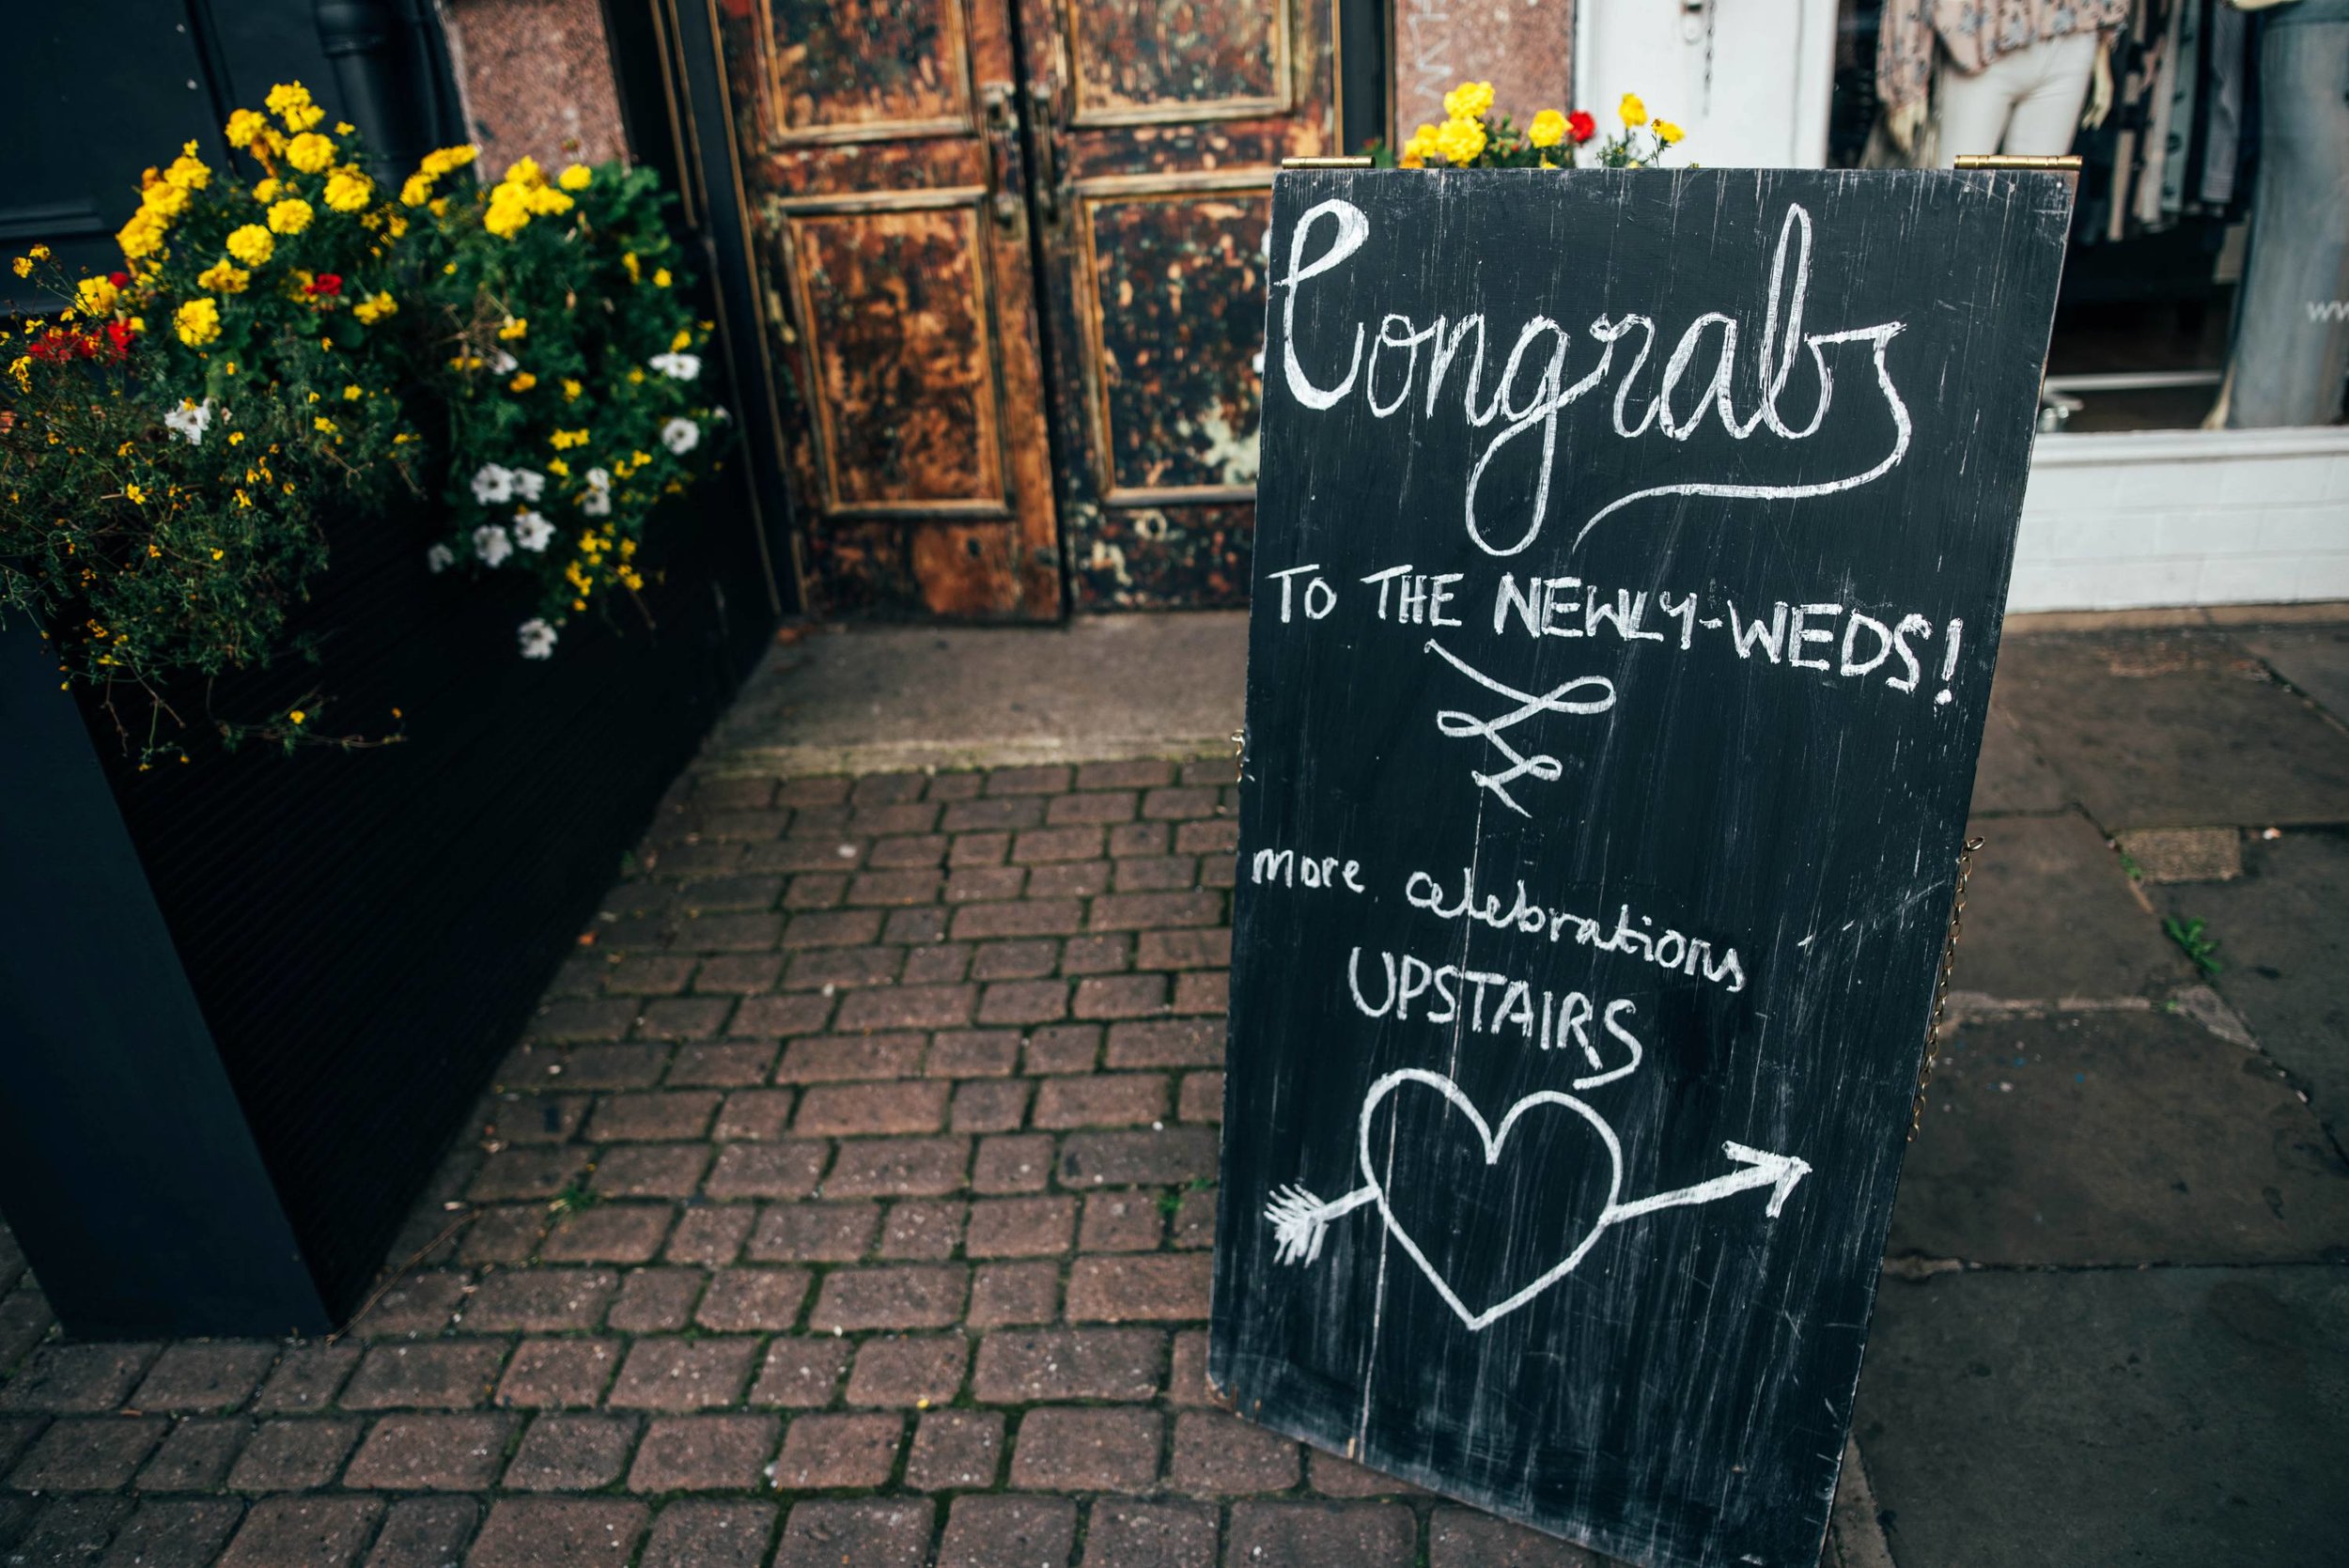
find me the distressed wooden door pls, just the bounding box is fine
[715,0,1062,617]
[1017,0,1337,608]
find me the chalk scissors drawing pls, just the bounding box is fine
[1266,1068,1809,1331]
[1425,640,1615,816]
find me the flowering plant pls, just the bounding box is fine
[1377,84,1686,170]
[0,82,720,759]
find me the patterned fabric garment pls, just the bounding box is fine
[1877,0,2135,121]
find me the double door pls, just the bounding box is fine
[713,0,1336,616]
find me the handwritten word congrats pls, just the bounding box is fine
[1274,198,1912,558]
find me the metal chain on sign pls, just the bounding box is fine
[1911,835,1984,1141]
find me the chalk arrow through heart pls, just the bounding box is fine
[1265,1070,1811,1328]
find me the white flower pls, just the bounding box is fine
[163,397,216,445]
[511,467,546,502]
[426,542,455,573]
[518,617,557,660]
[585,466,612,489]
[489,348,519,375]
[470,463,516,505]
[661,416,700,455]
[648,350,702,380]
[709,405,729,422]
[580,487,612,517]
[473,523,513,567]
[512,509,554,551]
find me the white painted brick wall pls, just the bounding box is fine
[2008,428,2349,611]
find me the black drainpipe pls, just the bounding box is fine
[313,0,445,175]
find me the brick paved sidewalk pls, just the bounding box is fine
[0,755,1651,1567]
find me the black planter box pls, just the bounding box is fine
[0,467,781,1338]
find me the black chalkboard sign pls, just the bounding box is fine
[1210,167,2073,1568]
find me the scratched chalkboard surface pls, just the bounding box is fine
[1210,167,2073,1568]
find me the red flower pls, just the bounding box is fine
[102,320,134,358]
[305,272,344,297]
[106,271,130,288]
[1567,110,1596,144]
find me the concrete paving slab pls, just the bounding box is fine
[2156,831,2349,1147]
[1993,632,2349,829]
[1949,813,2192,1001]
[1890,1008,2349,1265]
[1968,698,2070,816]
[705,613,1249,776]
[1854,1265,2349,1568]
[2239,626,2349,727]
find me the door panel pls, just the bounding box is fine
[717,0,1060,618]
[1023,0,1335,609]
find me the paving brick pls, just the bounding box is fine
[552,1044,676,1089]
[344,1412,515,1489]
[927,1030,1022,1078]
[904,1408,1003,1490]
[219,1497,384,1568]
[670,1042,779,1085]
[104,1498,244,1567]
[784,945,903,990]
[848,869,945,907]
[504,1414,639,1490]
[639,1499,777,1568]
[130,1342,276,1412]
[226,1419,364,1490]
[1143,785,1221,820]
[495,1339,620,1408]
[694,1269,812,1331]
[533,999,636,1043]
[938,1495,1079,1568]
[782,908,885,949]
[795,1079,951,1136]
[1105,1018,1224,1068]
[952,899,1085,940]
[976,979,1069,1026]
[606,955,697,995]
[1080,1192,1165,1251]
[1079,1501,1219,1568]
[773,1412,905,1488]
[824,1137,970,1197]
[850,773,926,807]
[1013,827,1105,865]
[879,1200,967,1260]
[667,1204,755,1265]
[747,1341,853,1408]
[966,1196,1076,1257]
[342,1343,505,1409]
[1311,1451,1427,1498]
[747,1202,879,1262]
[1178,1071,1224,1123]
[1173,1188,1216,1250]
[1173,816,1238,853]
[714,1089,797,1141]
[10,1498,129,1563]
[1008,1407,1159,1492]
[808,1266,968,1331]
[972,1329,1162,1403]
[748,839,862,876]
[1034,1073,1169,1128]
[777,1032,925,1081]
[867,832,950,870]
[781,873,848,909]
[1058,1126,1220,1187]
[972,1134,1055,1193]
[1134,929,1231,970]
[1079,759,1175,790]
[464,1271,618,1333]
[1067,1254,1213,1323]
[952,1079,1033,1132]
[363,1496,481,1568]
[1227,1502,1418,1568]
[949,830,1014,867]
[629,1415,780,1491]
[846,1335,969,1407]
[350,1272,469,1339]
[609,1270,705,1333]
[466,1498,646,1566]
[773,1498,933,1568]
[946,865,1030,903]
[0,1342,155,1411]
[594,1143,713,1198]
[1199,854,1237,891]
[968,1264,1060,1327]
[705,1141,830,1200]
[1172,971,1229,1015]
[986,766,1070,796]
[902,942,973,984]
[0,1415,35,1473]
[487,1093,590,1144]
[1048,789,1138,826]
[1073,973,1171,1019]
[607,1340,758,1411]
[1168,1410,1300,1493]
[1090,892,1222,932]
[972,939,1059,981]
[540,1204,675,1265]
[588,1091,722,1141]
[692,956,787,995]
[1106,820,1170,858]
[1026,862,1112,898]
[726,994,836,1037]
[945,797,1048,833]
[633,995,735,1040]
[0,1283,54,1372]
[675,911,786,953]
[10,1416,166,1490]
[252,1343,358,1412]
[136,1417,250,1491]
[835,984,977,1032]
[926,772,984,802]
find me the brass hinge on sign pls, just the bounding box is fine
[1952,154,2084,171]
[1280,156,1375,169]
[1912,836,1986,1141]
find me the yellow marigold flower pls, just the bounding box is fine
[386,214,408,239]
[342,383,364,399]
[225,108,268,148]
[228,430,244,445]
[550,427,590,450]
[266,82,324,131]
[557,163,593,191]
[560,378,582,401]
[314,415,337,433]
[117,207,168,259]
[548,457,570,476]
[1442,81,1495,120]
[9,256,29,279]
[525,185,574,217]
[503,156,545,187]
[498,317,528,340]
[483,194,531,239]
[1619,92,1648,127]
[509,371,537,393]
[225,224,273,266]
[1654,118,1685,145]
[268,198,314,235]
[1433,116,1487,165]
[1397,123,1439,168]
[141,180,190,220]
[670,328,693,351]
[322,167,374,211]
[1528,109,1567,148]
[287,132,334,173]
[252,178,281,204]
[164,150,210,191]
[195,259,251,294]
[288,708,306,725]
[652,268,672,287]
[75,275,119,314]
[125,484,148,504]
[399,173,434,207]
[352,290,397,324]
[174,297,222,347]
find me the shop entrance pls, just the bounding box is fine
[709,0,1338,618]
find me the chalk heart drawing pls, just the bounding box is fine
[1267,1068,1811,1332]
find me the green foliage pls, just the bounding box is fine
[2163,914,2223,978]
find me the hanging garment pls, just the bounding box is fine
[1877,0,2135,125]
[1936,32,2108,158]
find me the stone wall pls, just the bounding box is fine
[443,0,628,171]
